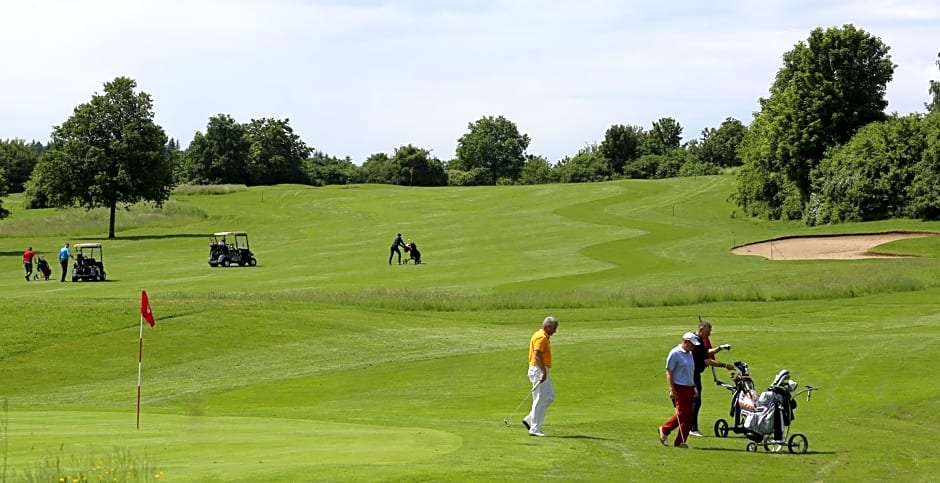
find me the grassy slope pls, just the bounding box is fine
[0,176,939,482]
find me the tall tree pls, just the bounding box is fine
[599,124,642,175]
[645,117,683,155]
[810,114,925,224]
[181,114,251,185]
[697,118,747,167]
[455,115,530,184]
[389,145,447,186]
[735,24,895,220]
[245,118,311,185]
[28,77,172,238]
[0,139,39,193]
[909,111,940,218]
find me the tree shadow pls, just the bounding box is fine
[72,233,212,241]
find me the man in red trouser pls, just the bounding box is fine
[658,332,699,448]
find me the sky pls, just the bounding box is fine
[1,0,938,164]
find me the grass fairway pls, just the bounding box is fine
[1,175,939,482]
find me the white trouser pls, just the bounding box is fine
[524,365,555,433]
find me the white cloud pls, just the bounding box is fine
[0,0,936,162]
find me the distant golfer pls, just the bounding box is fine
[58,242,72,282]
[389,233,406,265]
[659,332,698,447]
[522,316,557,437]
[23,246,35,281]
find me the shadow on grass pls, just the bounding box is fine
[694,447,837,455]
[552,434,614,441]
[73,233,211,241]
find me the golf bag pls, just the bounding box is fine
[716,361,759,436]
[404,242,421,264]
[741,369,798,443]
[35,255,52,280]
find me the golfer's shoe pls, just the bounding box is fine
[658,428,668,446]
[689,430,704,437]
[521,419,531,430]
[678,443,689,448]
[528,431,546,437]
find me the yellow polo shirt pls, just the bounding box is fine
[528,329,552,368]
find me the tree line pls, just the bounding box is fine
[1,24,938,237]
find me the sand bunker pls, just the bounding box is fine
[731,232,936,260]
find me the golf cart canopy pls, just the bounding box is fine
[214,232,247,237]
[74,243,102,249]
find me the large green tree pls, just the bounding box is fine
[388,145,447,186]
[735,24,895,220]
[599,124,642,175]
[180,114,251,185]
[696,118,747,167]
[27,77,172,238]
[245,118,311,186]
[909,111,940,218]
[809,114,925,224]
[644,117,683,155]
[0,139,40,193]
[455,115,530,184]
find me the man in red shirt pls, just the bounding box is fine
[23,246,35,281]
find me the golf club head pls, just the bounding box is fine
[503,419,510,427]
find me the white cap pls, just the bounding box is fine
[682,332,700,345]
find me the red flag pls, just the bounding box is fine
[141,290,155,327]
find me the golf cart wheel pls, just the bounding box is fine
[746,442,759,452]
[221,259,231,267]
[99,272,106,281]
[714,419,729,437]
[248,258,257,267]
[72,276,79,282]
[788,433,808,453]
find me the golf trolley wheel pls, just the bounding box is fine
[746,442,759,452]
[787,433,808,454]
[714,419,730,437]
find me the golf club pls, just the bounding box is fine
[502,381,542,427]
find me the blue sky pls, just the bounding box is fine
[1,0,937,163]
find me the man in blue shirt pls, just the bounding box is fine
[658,332,699,448]
[58,242,72,282]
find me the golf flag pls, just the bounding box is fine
[141,290,155,327]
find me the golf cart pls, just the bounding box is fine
[72,243,106,282]
[208,231,257,267]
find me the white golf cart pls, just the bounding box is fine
[72,243,107,282]
[208,231,257,267]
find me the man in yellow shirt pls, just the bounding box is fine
[522,316,558,437]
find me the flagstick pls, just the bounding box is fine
[137,314,144,429]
